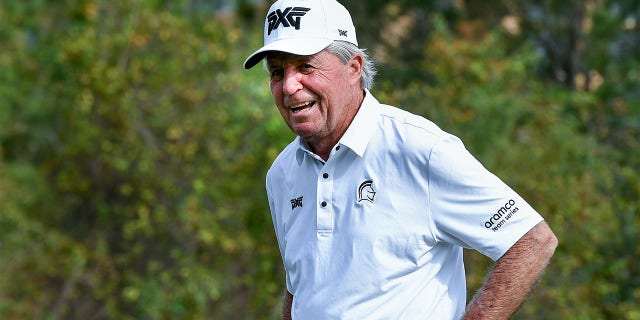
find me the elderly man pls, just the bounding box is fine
[243,0,558,319]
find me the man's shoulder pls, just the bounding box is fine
[377,103,451,141]
[267,139,300,175]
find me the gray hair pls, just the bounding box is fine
[326,41,377,90]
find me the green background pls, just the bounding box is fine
[1,0,638,319]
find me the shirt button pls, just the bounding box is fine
[335,146,341,151]
[323,173,329,179]
[321,201,327,207]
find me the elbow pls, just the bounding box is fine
[547,230,558,257]
[545,232,558,260]
[538,222,558,260]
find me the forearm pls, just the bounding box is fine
[282,290,293,320]
[463,221,558,320]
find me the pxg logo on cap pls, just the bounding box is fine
[267,7,311,35]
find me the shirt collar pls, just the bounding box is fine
[295,89,380,163]
[339,89,379,157]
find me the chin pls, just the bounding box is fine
[291,124,318,137]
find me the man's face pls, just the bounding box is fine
[267,50,361,145]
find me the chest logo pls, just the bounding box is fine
[357,180,376,203]
[290,196,303,210]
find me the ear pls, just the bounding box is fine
[347,53,364,86]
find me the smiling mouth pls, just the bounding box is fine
[289,101,316,113]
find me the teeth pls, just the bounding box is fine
[289,101,313,109]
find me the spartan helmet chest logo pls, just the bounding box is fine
[357,180,376,203]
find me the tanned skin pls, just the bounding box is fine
[282,290,293,320]
[267,50,364,162]
[462,221,557,319]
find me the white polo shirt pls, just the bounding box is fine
[266,90,543,319]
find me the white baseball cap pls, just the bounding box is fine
[243,0,358,69]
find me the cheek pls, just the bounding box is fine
[270,81,280,97]
[270,84,283,105]
[270,85,289,119]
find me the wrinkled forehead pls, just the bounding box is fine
[266,51,312,63]
[265,51,321,68]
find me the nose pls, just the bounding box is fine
[282,68,303,96]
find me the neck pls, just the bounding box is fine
[308,89,365,161]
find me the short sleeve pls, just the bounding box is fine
[266,171,293,292]
[427,138,543,261]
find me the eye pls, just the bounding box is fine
[299,63,315,74]
[269,68,284,81]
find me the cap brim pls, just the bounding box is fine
[243,38,333,69]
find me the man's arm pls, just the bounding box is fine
[282,290,293,320]
[463,221,558,320]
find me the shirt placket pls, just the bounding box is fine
[316,145,342,233]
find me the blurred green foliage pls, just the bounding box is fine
[0,0,638,319]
